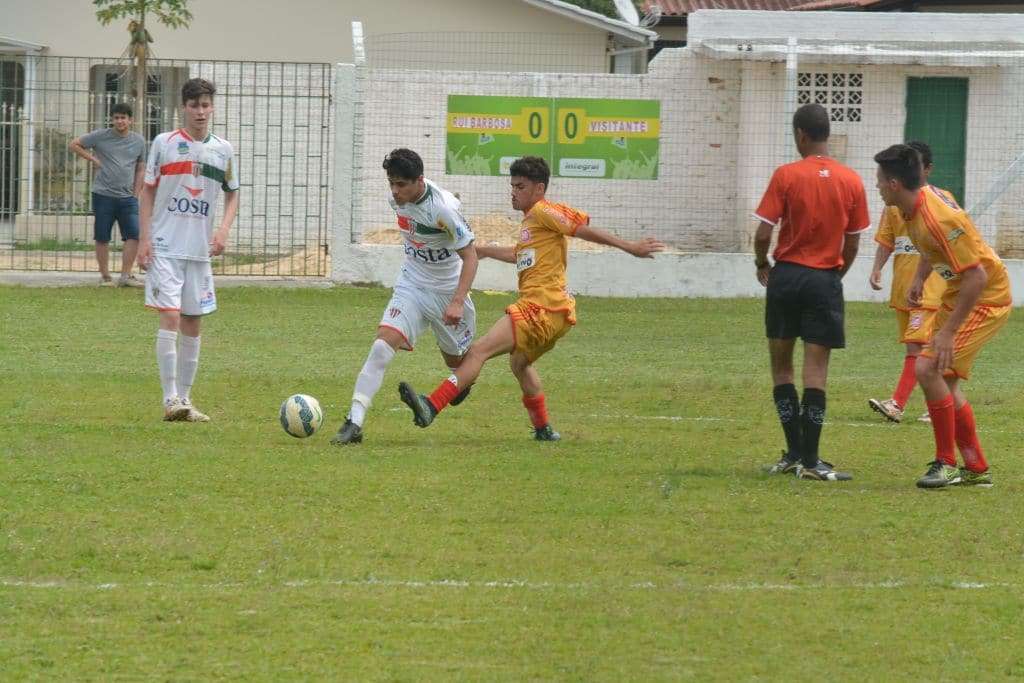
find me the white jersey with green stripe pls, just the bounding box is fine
[144,129,239,262]
[390,179,474,291]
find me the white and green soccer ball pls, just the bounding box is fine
[279,394,324,438]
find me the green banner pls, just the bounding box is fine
[446,95,660,180]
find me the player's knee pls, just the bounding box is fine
[914,355,937,381]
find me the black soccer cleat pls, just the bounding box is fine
[329,418,363,446]
[398,381,436,428]
[449,384,472,407]
[534,424,561,441]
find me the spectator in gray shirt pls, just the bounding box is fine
[70,103,147,287]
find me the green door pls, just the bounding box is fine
[904,77,968,204]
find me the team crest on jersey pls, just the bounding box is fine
[397,215,412,231]
[520,229,531,242]
[177,141,189,155]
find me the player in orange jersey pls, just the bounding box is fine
[868,141,948,424]
[875,144,1011,489]
[396,156,665,440]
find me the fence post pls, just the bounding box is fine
[331,62,356,282]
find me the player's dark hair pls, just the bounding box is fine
[509,156,550,189]
[111,102,133,118]
[906,140,933,168]
[382,148,424,181]
[792,103,829,142]
[181,78,216,105]
[875,144,923,190]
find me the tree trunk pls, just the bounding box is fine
[134,8,147,136]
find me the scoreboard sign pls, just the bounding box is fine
[446,95,660,180]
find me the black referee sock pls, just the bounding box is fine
[800,388,826,468]
[772,383,801,461]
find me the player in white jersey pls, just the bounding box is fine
[137,78,240,422]
[331,148,478,445]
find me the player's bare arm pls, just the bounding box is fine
[475,244,516,263]
[753,220,774,287]
[932,265,987,371]
[906,255,932,308]
[838,232,860,278]
[137,182,158,267]
[574,224,665,258]
[444,242,478,326]
[69,137,101,168]
[210,189,240,257]
[869,242,893,290]
[133,160,145,197]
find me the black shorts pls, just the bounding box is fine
[765,261,845,348]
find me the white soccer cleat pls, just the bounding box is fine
[163,396,190,421]
[868,398,903,423]
[180,398,210,422]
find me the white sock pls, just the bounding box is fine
[178,334,201,401]
[349,339,396,426]
[156,329,178,402]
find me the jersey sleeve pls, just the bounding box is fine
[78,129,104,149]
[753,168,786,225]
[135,135,147,164]
[143,136,163,187]
[845,178,871,234]
[222,142,240,192]
[435,202,474,250]
[939,216,984,274]
[874,207,896,248]
[535,202,589,236]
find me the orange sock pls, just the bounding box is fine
[955,402,989,473]
[892,355,917,409]
[428,376,460,413]
[522,393,549,429]
[926,395,957,467]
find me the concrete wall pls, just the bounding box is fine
[4,0,619,71]
[331,242,1024,305]
[348,52,742,251]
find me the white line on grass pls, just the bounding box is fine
[1,577,1016,593]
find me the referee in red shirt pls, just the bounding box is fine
[753,103,870,481]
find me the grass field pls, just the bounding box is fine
[2,284,1024,680]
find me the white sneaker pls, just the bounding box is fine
[868,398,904,423]
[118,274,144,288]
[180,398,210,422]
[99,276,116,287]
[918,412,932,423]
[163,396,190,421]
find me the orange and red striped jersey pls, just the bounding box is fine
[904,186,1011,309]
[515,200,589,322]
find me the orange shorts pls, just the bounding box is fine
[921,304,1010,380]
[507,300,574,363]
[895,307,937,345]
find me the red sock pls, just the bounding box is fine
[427,376,460,413]
[891,355,917,409]
[954,402,989,473]
[926,395,957,467]
[522,393,549,429]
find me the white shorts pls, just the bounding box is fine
[145,256,217,316]
[379,279,475,356]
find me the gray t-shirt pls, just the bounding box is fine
[79,128,146,198]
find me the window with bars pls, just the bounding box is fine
[797,72,862,123]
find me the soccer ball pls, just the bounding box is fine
[279,394,324,438]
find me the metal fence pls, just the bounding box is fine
[0,55,332,276]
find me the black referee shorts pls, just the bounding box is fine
[765,260,845,349]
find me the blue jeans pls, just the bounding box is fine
[92,192,139,242]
